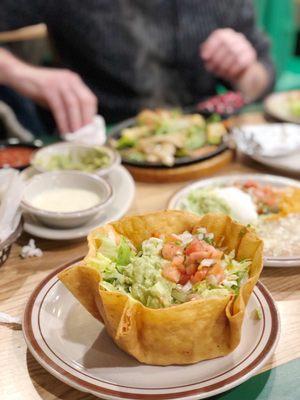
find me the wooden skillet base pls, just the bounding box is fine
[125,150,234,183]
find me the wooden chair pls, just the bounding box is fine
[0,23,47,43]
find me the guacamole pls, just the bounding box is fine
[35,147,111,172]
[180,188,231,216]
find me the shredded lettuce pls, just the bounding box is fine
[88,254,112,271]
[172,288,189,303]
[252,307,262,320]
[192,282,231,298]
[116,236,135,265]
[97,235,135,265]
[98,236,118,261]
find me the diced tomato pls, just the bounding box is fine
[207,262,224,278]
[190,268,209,284]
[177,263,186,274]
[178,273,190,285]
[263,191,277,206]
[189,250,211,262]
[162,243,182,260]
[172,255,185,272]
[162,264,181,283]
[250,184,278,206]
[243,181,257,189]
[186,264,197,276]
[185,255,193,266]
[185,239,204,256]
[187,245,222,262]
[172,255,184,267]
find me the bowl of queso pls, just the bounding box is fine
[22,171,113,228]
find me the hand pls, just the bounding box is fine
[6,61,97,134]
[200,28,257,83]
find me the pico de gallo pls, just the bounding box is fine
[237,180,283,216]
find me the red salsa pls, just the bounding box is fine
[0,146,35,168]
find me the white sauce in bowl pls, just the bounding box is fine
[30,188,100,212]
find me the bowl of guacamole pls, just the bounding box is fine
[31,143,120,176]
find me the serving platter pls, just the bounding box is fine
[21,165,135,240]
[168,173,300,267]
[108,115,228,169]
[125,149,233,183]
[23,260,279,400]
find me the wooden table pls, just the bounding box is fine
[1,113,300,400]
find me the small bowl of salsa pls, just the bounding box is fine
[0,139,43,170]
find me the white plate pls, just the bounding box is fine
[264,90,300,125]
[23,262,280,400]
[233,123,300,174]
[22,166,135,240]
[168,173,300,267]
[251,152,300,174]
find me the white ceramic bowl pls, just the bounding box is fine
[31,142,120,176]
[22,171,113,228]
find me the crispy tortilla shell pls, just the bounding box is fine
[59,211,263,365]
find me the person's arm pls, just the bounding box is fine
[233,59,270,101]
[200,0,275,102]
[0,48,98,133]
[0,2,97,133]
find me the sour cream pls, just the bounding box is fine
[30,188,100,212]
[214,187,258,224]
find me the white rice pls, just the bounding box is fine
[256,214,300,257]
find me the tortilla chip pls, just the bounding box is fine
[59,211,263,365]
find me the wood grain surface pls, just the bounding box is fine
[1,113,300,400]
[125,150,233,183]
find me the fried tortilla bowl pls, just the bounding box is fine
[59,211,263,365]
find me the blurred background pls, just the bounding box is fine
[1,0,300,141]
[254,0,300,92]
